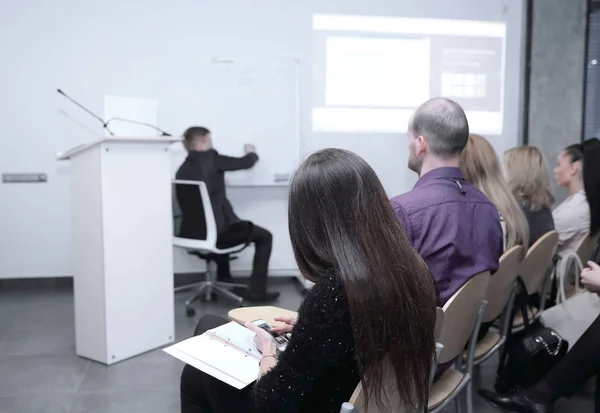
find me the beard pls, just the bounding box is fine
[408,153,422,174]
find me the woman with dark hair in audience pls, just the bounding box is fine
[551,142,592,256]
[478,138,600,413]
[583,138,600,239]
[460,134,529,253]
[503,146,556,247]
[179,148,438,413]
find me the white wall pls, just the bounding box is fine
[0,0,524,278]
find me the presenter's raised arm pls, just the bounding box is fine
[216,152,259,171]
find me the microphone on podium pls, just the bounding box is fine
[105,117,172,136]
[57,89,172,136]
[57,88,114,135]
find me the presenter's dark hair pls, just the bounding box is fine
[183,126,211,141]
[583,138,600,235]
[182,127,211,151]
[288,149,437,410]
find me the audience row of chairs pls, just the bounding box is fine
[344,230,599,413]
[175,179,599,412]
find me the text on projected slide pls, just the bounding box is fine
[312,15,506,134]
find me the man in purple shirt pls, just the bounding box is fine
[390,98,503,306]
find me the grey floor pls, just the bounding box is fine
[0,277,594,413]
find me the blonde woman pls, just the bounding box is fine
[460,134,529,253]
[503,146,556,247]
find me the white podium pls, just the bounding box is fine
[58,136,180,364]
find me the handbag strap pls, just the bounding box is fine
[555,251,585,307]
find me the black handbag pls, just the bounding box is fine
[494,277,569,395]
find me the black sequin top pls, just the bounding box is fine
[253,271,360,413]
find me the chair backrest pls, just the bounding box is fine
[434,307,444,340]
[438,272,490,364]
[347,311,444,413]
[482,245,524,323]
[172,180,217,246]
[519,231,558,294]
[348,362,405,413]
[575,231,599,265]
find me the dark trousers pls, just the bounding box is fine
[180,315,255,413]
[215,224,272,294]
[535,312,600,410]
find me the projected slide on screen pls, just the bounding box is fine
[312,15,506,134]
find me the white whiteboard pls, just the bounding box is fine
[210,57,301,186]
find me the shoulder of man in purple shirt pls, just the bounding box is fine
[390,167,503,307]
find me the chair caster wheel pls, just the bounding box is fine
[186,307,196,317]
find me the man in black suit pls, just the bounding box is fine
[176,126,279,303]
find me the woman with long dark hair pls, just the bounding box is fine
[583,138,600,238]
[180,148,438,413]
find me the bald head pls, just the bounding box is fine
[409,98,469,157]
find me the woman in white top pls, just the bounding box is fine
[552,143,590,256]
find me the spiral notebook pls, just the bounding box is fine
[163,321,261,389]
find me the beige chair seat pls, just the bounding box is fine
[428,368,464,410]
[512,306,538,328]
[228,306,298,327]
[474,331,501,360]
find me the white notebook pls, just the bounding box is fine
[163,321,261,389]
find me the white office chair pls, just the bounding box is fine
[173,180,250,316]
